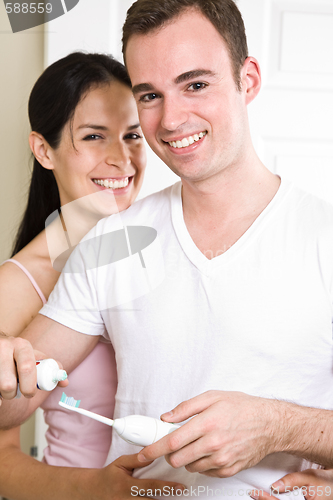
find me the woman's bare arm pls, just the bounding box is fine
[0,426,183,500]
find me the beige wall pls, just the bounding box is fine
[0,3,44,262]
[0,3,44,457]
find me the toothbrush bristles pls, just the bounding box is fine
[60,392,81,407]
[58,393,114,427]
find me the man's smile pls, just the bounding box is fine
[164,131,207,149]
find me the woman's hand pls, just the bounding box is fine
[250,469,333,500]
[0,333,43,401]
[0,333,67,403]
[82,453,185,500]
[0,433,185,500]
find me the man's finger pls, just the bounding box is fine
[114,453,154,472]
[161,391,222,423]
[138,420,202,463]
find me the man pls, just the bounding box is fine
[1,0,333,497]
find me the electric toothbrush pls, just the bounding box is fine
[59,392,180,447]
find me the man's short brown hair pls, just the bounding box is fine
[122,0,249,90]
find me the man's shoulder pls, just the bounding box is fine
[97,182,179,234]
[289,183,333,224]
[284,182,333,247]
[127,182,178,215]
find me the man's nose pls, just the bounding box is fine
[160,95,189,132]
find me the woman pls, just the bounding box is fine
[0,52,180,500]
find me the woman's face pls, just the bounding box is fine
[50,81,146,213]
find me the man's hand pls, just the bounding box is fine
[83,454,185,499]
[137,390,283,478]
[250,469,333,500]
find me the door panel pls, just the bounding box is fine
[238,0,333,203]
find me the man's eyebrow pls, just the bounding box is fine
[132,70,217,95]
[175,69,217,84]
[132,83,154,96]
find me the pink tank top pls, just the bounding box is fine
[41,340,117,468]
[2,259,117,468]
[3,259,47,304]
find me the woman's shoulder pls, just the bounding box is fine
[0,233,57,336]
[0,262,42,336]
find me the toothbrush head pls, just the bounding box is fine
[58,393,114,427]
[59,392,81,408]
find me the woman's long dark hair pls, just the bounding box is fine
[12,52,131,256]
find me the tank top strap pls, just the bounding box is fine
[2,259,47,305]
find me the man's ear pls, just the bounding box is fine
[240,56,261,105]
[29,132,55,170]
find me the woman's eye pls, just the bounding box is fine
[83,134,102,141]
[188,82,207,91]
[139,93,159,103]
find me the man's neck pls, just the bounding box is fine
[181,159,281,259]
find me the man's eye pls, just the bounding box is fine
[188,82,207,91]
[139,93,159,103]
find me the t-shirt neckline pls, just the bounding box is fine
[171,177,293,275]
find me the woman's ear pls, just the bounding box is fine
[29,132,55,170]
[240,56,261,105]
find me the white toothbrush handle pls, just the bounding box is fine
[113,415,180,446]
[58,404,179,447]
[58,401,114,426]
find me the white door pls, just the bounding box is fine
[238,0,333,203]
[45,0,333,202]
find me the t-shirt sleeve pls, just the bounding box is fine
[40,222,107,338]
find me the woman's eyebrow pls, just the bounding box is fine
[128,123,141,130]
[77,124,109,131]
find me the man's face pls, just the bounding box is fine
[126,9,253,186]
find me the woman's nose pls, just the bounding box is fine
[105,141,131,168]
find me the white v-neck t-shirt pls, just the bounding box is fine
[41,178,333,496]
